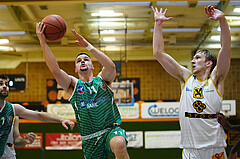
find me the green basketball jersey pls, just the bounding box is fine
[69,76,122,137]
[0,101,14,157]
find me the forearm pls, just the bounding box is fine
[219,17,231,52]
[89,46,115,71]
[40,41,61,74]
[153,22,165,58]
[14,136,28,147]
[35,112,63,123]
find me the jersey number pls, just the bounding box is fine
[0,117,4,126]
[87,86,97,94]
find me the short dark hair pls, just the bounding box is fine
[196,49,217,73]
[75,53,91,60]
[0,74,8,80]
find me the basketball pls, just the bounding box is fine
[42,15,66,41]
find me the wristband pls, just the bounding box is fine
[85,44,94,51]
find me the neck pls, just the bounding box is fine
[0,100,5,109]
[78,71,94,82]
[194,72,210,81]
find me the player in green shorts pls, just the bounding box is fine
[37,23,130,159]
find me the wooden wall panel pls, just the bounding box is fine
[0,59,239,117]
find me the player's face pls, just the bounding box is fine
[0,78,9,99]
[75,55,93,72]
[191,53,208,74]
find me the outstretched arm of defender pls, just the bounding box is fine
[152,6,191,82]
[36,22,75,91]
[205,6,231,80]
[71,29,116,83]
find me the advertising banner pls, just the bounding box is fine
[126,131,143,148]
[145,131,181,149]
[118,103,139,119]
[47,104,75,120]
[16,133,43,149]
[45,133,82,150]
[141,102,179,118]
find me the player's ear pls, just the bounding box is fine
[75,67,78,73]
[206,60,213,68]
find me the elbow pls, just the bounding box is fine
[110,62,116,73]
[153,50,163,59]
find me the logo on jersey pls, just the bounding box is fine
[193,100,206,113]
[77,85,84,94]
[7,116,13,125]
[212,152,225,159]
[98,82,106,90]
[186,87,192,92]
[193,87,203,99]
[101,83,106,89]
[79,96,110,109]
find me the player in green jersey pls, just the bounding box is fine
[36,22,129,159]
[0,74,75,158]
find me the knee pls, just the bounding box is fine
[111,137,127,152]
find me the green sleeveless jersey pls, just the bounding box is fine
[69,76,122,136]
[0,101,14,157]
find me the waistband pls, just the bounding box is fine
[185,112,217,119]
[81,123,120,141]
[81,128,111,141]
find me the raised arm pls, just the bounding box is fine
[152,6,191,83]
[71,29,116,84]
[205,6,231,80]
[13,116,36,147]
[36,22,77,92]
[14,104,75,130]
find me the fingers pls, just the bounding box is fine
[62,120,75,130]
[151,6,155,13]
[69,121,75,130]
[62,123,68,130]
[163,8,167,15]
[25,132,36,144]
[160,8,162,13]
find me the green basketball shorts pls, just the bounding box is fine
[82,127,127,159]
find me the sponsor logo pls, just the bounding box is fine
[148,104,179,117]
[98,82,106,89]
[77,85,84,94]
[193,87,203,99]
[126,134,137,141]
[193,100,206,113]
[212,152,225,159]
[79,96,111,109]
[186,87,192,92]
[7,116,13,125]
[204,89,214,93]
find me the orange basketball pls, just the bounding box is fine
[42,15,67,41]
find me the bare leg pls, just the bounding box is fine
[110,136,130,159]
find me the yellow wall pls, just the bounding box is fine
[1,59,239,117]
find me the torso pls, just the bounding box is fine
[0,101,15,157]
[179,74,226,149]
[69,76,121,136]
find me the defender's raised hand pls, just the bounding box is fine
[151,6,173,25]
[205,5,225,21]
